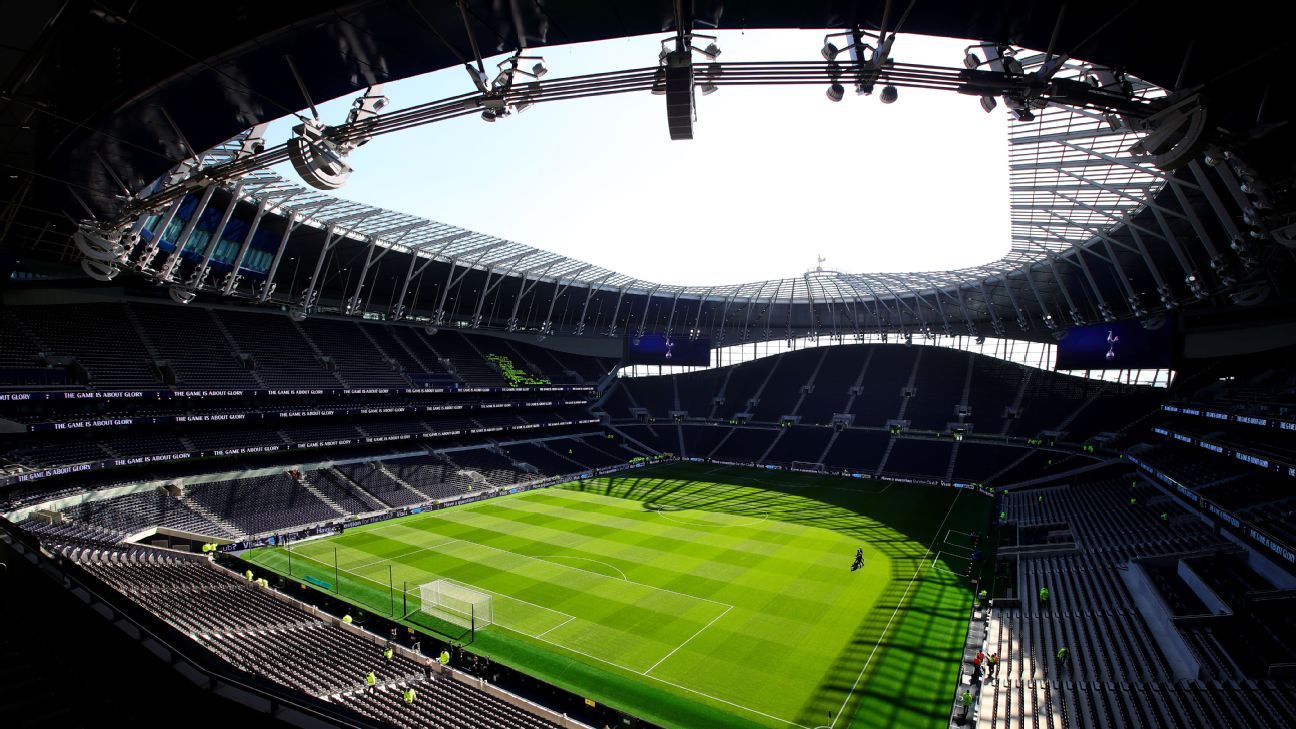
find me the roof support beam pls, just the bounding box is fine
[188,180,245,292]
[392,254,435,320]
[159,183,217,282]
[221,197,269,295]
[258,212,306,303]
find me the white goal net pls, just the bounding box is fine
[417,579,494,628]
[791,460,825,473]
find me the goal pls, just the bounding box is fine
[418,579,494,630]
[791,460,826,473]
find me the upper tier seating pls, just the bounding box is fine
[610,343,1159,443]
[297,318,410,388]
[214,309,345,388]
[0,301,605,391]
[128,303,260,388]
[9,304,160,388]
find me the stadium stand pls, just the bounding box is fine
[975,468,1296,729]
[4,4,1296,726]
[67,546,563,729]
[0,302,603,392]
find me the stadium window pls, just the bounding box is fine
[620,331,1170,388]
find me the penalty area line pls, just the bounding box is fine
[643,604,733,675]
[533,615,576,639]
[494,615,810,729]
[349,539,459,573]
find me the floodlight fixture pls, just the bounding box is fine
[285,85,387,190]
[494,53,548,94]
[660,34,721,63]
[826,83,845,102]
[819,29,899,103]
[651,68,667,95]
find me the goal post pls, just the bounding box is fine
[791,460,825,473]
[417,579,494,632]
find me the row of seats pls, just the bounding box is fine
[976,469,1296,729]
[1,411,596,470]
[31,431,640,543]
[64,547,560,729]
[607,344,1160,442]
[0,302,602,390]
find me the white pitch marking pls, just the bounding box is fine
[438,533,734,609]
[829,490,965,729]
[532,614,576,638]
[490,620,811,729]
[349,540,457,572]
[530,554,628,581]
[644,604,734,675]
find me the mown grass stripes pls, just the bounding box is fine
[244,462,989,729]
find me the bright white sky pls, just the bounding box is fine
[268,29,1010,287]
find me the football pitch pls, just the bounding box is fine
[244,462,991,729]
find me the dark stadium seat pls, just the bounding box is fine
[65,547,563,728]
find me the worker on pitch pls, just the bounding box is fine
[851,547,865,572]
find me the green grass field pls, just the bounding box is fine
[244,462,991,729]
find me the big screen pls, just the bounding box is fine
[1055,318,1175,370]
[623,334,711,366]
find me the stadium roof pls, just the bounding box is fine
[1,1,1292,342]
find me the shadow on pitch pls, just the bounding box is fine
[563,461,989,728]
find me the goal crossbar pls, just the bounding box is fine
[417,579,494,628]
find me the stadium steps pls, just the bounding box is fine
[875,435,897,475]
[708,367,735,419]
[351,323,414,386]
[122,304,163,361]
[288,318,337,382]
[606,424,658,457]
[946,440,961,482]
[295,473,350,517]
[382,326,441,375]
[177,493,249,540]
[788,347,829,417]
[535,440,590,470]
[374,462,433,503]
[987,449,1038,484]
[839,346,876,414]
[894,346,924,422]
[614,378,666,441]
[207,310,266,388]
[743,349,786,415]
[758,428,785,463]
[537,346,584,384]
[706,427,736,459]
[1053,381,1112,435]
[1003,370,1033,436]
[324,466,396,509]
[959,350,976,414]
